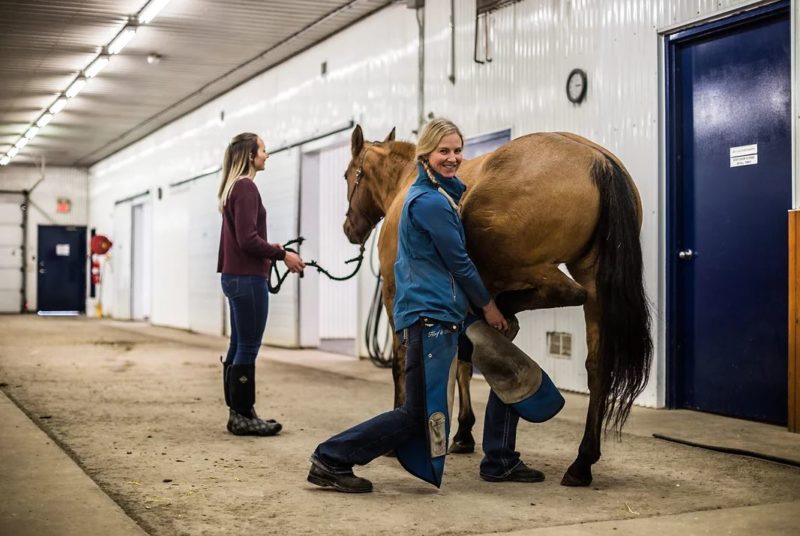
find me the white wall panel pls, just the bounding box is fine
[151,187,189,329]
[318,144,358,339]
[112,202,132,320]
[257,148,300,347]
[188,173,224,336]
[131,201,152,320]
[0,193,24,312]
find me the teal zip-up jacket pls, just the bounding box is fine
[392,164,492,331]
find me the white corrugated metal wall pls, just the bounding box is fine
[87,0,793,407]
[188,174,224,336]
[318,144,358,339]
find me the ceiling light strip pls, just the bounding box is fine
[4,0,171,164]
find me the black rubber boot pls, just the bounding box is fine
[226,364,282,436]
[220,356,231,407]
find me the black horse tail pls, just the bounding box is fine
[591,156,653,435]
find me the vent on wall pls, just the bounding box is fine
[547,331,572,358]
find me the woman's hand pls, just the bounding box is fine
[483,300,508,333]
[283,251,305,274]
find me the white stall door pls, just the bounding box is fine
[317,144,358,348]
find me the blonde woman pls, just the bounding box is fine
[217,132,304,436]
[308,119,544,493]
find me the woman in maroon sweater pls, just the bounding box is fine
[217,132,304,436]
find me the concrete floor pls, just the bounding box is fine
[0,315,799,535]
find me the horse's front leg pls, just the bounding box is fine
[450,358,476,454]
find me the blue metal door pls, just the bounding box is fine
[37,225,86,313]
[667,3,791,424]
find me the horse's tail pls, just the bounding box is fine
[591,156,653,435]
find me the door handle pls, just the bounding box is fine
[678,249,695,261]
[39,269,46,274]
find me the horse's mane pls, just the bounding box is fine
[387,140,416,162]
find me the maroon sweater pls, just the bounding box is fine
[217,178,286,277]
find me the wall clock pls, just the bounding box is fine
[566,68,588,104]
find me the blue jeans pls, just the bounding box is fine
[480,390,522,478]
[313,323,426,472]
[221,274,269,366]
[312,321,521,477]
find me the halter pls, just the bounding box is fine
[344,146,381,230]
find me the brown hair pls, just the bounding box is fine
[217,132,260,212]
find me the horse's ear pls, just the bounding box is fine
[384,127,396,143]
[351,125,364,158]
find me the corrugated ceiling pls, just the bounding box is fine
[0,0,392,167]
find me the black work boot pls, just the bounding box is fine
[307,462,373,493]
[480,461,545,483]
[226,364,282,436]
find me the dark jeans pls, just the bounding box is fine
[312,321,521,478]
[480,390,522,478]
[313,323,426,472]
[221,274,269,366]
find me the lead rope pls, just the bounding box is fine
[268,237,365,294]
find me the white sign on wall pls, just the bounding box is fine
[730,144,758,167]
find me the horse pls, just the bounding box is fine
[341,125,652,486]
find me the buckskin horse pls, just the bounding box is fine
[341,125,652,486]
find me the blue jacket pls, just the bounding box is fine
[392,164,491,331]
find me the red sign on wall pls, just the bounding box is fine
[56,198,71,213]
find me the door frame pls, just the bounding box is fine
[663,0,792,410]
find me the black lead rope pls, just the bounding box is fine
[267,236,365,294]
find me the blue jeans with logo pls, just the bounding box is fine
[312,323,427,472]
[221,274,269,366]
[312,320,521,478]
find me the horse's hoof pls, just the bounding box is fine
[448,441,475,454]
[560,466,592,487]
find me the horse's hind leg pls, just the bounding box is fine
[561,256,604,487]
[493,265,588,316]
[450,359,476,453]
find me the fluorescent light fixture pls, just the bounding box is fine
[37,113,53,127]
[108,26,137,54]
[49,98,67,114]
[138,0,171,24]
[0,156,10,166]
[14,138,28,149]
[8,147,19,158]
[85,55,110,78]
[25,126,39,139]
[65,78,87,98]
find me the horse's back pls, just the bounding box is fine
[459,133,605,278]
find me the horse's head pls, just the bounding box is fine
[342,124,396,244]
